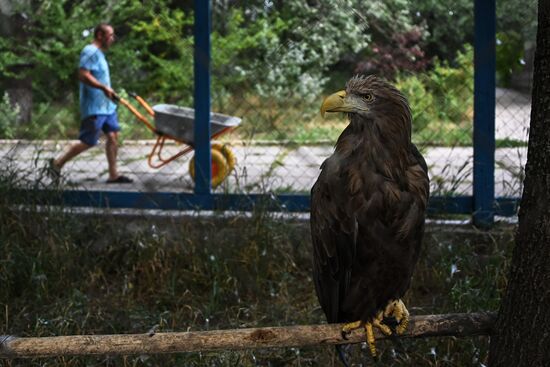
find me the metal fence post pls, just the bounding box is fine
[473,0,496,227]
[193,0,212,196]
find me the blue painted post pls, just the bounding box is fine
[193,0,212,195]
[473,0,496,227]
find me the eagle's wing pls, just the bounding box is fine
[310,158,357,323]
[411,143,428,177]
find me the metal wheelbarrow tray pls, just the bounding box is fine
[153,104,241,145]
[116,95,241,185]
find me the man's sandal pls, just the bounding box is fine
[106,175,133,184]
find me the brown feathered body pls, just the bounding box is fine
[311,76,429,324]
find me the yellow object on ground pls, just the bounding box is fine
[211,142,237,171]
[189,148,229,188]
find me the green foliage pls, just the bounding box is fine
[209,0,376,138]
[496,31,525,87]
[0,1,536,145]
[113,3,194,104]
[0,38,20,79]
[0,1,193,104]
[0,100,78,141]
[21,102,76,139]
[233,45,474,144]
[409,0,474,63]
[211,9,285,112]
[428,45,474,122]
[496,0,538,42]
[1,0,370,107]
[394,74,434,132]
[208,0,372,119]
[352,1,432,78]
[410,0,536,65]
[0,92,19,138]
[495,138,528,148]
[254,0,369,100]
[0,1,95,101]
[397,45,473,146]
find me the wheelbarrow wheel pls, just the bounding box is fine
[211,142,237,171]
[188,149,229,188]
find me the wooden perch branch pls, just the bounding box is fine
[0,312,495,358]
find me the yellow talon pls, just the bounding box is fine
[341,320,362,339]
[395,300,410,334]
[339,303,407,360]
[340,317,387,358]
[372,310,392,336]
[365,322,377,358]
[383,299,410,335]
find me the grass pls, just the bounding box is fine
[413,122,473,147]
[0,165,515,366]
[495,138,528,148]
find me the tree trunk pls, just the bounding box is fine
[488,1,550,365]
[0,0,33,124]
[3,66,33,124]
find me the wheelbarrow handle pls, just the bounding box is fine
[113,95,156,133]
[111,93,121,102]
[132,93,155,117]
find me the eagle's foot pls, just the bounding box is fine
[372,309,393,336]
[366,310,394,358]
[340,310,396,358]
[383,299,410,335]
[341,320,362,340]
[364,322,377,358]
[340,321,378,358]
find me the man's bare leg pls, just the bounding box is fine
[53,141,91,170]
[105,131,119,180]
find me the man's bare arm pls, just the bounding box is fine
[78,68,115,99]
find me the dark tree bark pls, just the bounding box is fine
[0,0,33,124]
[488,1,550,365]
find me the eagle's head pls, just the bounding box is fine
[320,75,412,141]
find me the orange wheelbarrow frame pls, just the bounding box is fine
[115,93,238,170]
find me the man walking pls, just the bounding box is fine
[49,23,132,183]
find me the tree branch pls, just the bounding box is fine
[0,312,495,358]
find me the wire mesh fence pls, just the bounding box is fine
[0,1,537,212]
[493,70,532,199]
[0,6,537,367]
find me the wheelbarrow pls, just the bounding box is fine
[113,93,241,188]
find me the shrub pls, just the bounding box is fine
[496,31,525,87]
[428,45,474,123]
[355,27,432,79]
[0,92,19,138]
[395,73,434,132]
[396,45,473,145]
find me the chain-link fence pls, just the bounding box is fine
[493,38,534,200]
[0,6,537,367]
[0,1,537,214]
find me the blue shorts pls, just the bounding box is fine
[79,112,120,146]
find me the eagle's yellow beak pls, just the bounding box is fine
[320,90,347,118]
[321,90,370,118]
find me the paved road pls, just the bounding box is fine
[0,140,526,198]
[495,88,531,141]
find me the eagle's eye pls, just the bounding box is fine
[363,93,374,102]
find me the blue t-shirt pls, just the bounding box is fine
[79,44,116,119]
